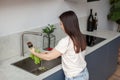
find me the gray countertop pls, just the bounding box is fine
[0,29,120,80]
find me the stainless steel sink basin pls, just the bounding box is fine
[12,57,61,76]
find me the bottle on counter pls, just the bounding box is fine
[87,9,94,32]
[93,12,98,30]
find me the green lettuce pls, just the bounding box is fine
[30,49,41,64]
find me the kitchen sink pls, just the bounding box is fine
[12,57,61,76]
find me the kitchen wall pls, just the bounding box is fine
[0,0,114,37]
[0,0,62,37]
[0,0,114,61]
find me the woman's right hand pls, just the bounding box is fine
[29,47,35,55]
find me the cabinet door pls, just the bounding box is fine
[43,69,65,80]
[86,37,120,80]
[107,37,120,75]
[86,43,109,80]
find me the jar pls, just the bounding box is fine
[42,34,56,51]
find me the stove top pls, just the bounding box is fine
[84,34,106,47]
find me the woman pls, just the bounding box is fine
[29,11,89,80]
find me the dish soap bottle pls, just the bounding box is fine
[87,9,94,32]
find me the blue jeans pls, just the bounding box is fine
[65,68,89,80]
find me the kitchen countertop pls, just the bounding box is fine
[0,29,120,80]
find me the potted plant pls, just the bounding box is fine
[42,24,56,51]
[107,0,120,32]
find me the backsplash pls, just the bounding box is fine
[0,33,21,61]
[0,16,87,61]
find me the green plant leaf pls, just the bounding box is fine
[108,0,120,22]
[42,24,56,34]
[110,0,119,4]
[114,1,120,8]
[29,48,41,64]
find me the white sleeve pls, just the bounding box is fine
[55,37,69,54]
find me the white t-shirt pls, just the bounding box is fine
[55,36,87,78]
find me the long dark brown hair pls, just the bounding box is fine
[59,11,86,53]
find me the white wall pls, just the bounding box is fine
[0,0,112,37]
[0,0,67,37]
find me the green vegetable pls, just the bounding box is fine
[30,49,41,64]
[42,24,56,35]
[38,66,47,71]
[108,0,120,22]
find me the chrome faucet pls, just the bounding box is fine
[21,31,42,56]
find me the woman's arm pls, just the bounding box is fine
[29,48,61,61]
